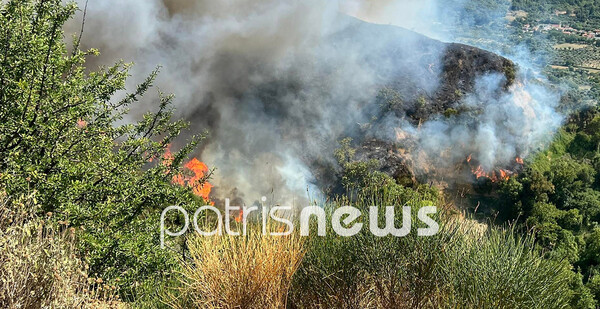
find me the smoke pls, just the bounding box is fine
[65,0,563,204]
[348,0,563,180]
[375,74,562,179]
[340,0,457,41]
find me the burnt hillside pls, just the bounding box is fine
[328,17,515,124]
[313,17,517,193]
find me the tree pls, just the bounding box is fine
[0,0,206,299]
[586,115,600,152]
[549,155,596,209]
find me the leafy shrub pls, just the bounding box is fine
[496,108,600,306]
[0,0,205,299]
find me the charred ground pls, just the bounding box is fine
[311,18,517,196]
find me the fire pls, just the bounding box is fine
[234,208,243,223]
[472,165,487,179]
[184,158,214,200]
[466,155,516,183]
[163,145,213,202]
[515,157,524,164]
[472,166,512,182]
[492,169,512,182]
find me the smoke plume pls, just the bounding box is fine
[65,0,563,204]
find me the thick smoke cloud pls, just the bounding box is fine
[374,75,562,178]
[341,0,457,41]
[65,0,563,204]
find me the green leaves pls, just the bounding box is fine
[0,0,206,300]
[495,107,600,306]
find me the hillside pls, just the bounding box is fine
[2,1,595,308]
[302,16,519,193]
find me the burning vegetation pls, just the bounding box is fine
[163,146,213,202]
[465,154,524,183]
[2,0,594,307]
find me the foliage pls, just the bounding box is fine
[497,107,600,306]
[2,0,599,307]
[334,137,438,202]
[290,185,574,308]
[441,226,575,309]
[513,0,600,30]
[293,138,573,308]
[0,0,205,300]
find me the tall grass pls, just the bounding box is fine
[289,188,573,308]
[441,226,573,308]
[167,221,305,309]
[146,182,572,308]
[0,191,122,308]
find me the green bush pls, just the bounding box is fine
[0,0,205,300]
[496,107,600,306]
[290,175,573,308]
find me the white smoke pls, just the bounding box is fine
[64,0,563,203]
[380,74,562,178]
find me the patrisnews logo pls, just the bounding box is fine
[160,198,439,248]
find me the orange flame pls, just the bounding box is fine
[497,169,510,181]
[468,160,513,183]
[184,158,214,201]
[234,208,243,223]
[515,157,524,165]
[163,145,213,202]
[472,165,487,179]
[466,154,472,163]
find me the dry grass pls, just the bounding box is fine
[168,222,305,309]
[0,191,124,309]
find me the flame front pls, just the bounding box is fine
[234,208,243,223]
[184,158,214,201]
[466,155,517,183]
[163,145,213,202]
[472,165,486,178]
